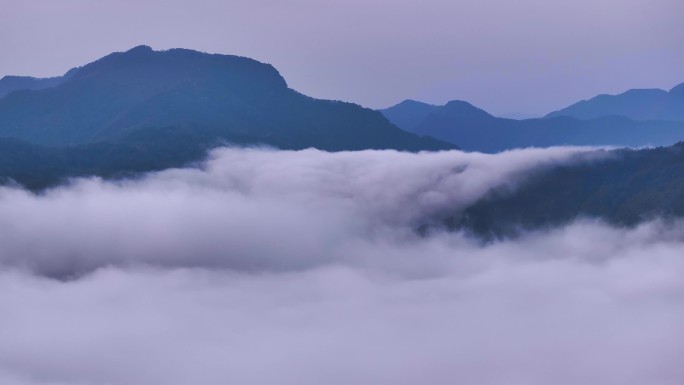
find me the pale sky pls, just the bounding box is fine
[1,0,683,116]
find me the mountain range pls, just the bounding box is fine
[4,46,683,156]
[0,46,451,151]
[546,83,684,121]
[3,45,684,236]
[0,46,455,188]
[380,97,684,152]
[379,88,684,233]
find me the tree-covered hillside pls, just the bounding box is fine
[445,142,684,238]
[0,46,452,151]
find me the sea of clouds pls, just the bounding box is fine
[1,147,683,385]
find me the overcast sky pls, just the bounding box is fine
[1,0,682,115]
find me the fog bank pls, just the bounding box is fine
[1,147,682,385]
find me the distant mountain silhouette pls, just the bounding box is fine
[380,99,440,132]
[0,45,452,152]
[380,99,684,152]
[0,68,78,98]
[546,83,684,121]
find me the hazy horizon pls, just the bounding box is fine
[2,0,683,116]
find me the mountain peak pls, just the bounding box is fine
[379,100,440,132]
[0,46,453,152]
[68,45,289,92]
[444,100,477,109]
[441,100,493,118]
[117,45,155,59]
[126,45,153,53]
[396,99,436,108]
[670,83,684,97]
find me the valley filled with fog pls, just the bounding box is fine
[2,147,683,385]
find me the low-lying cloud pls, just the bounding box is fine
[1,147,682,385]
[0,146,599,276]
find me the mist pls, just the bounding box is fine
[1,147,683,385]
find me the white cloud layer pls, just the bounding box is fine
[0,146,599,276]
[1,147,683,385]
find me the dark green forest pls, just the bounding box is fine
[444,142,684,238]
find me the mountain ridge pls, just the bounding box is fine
[0,67,79,98]
[545,83,684,121]
[380,98,684,152]
[443,141,684,238]
[0,46,453,151]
